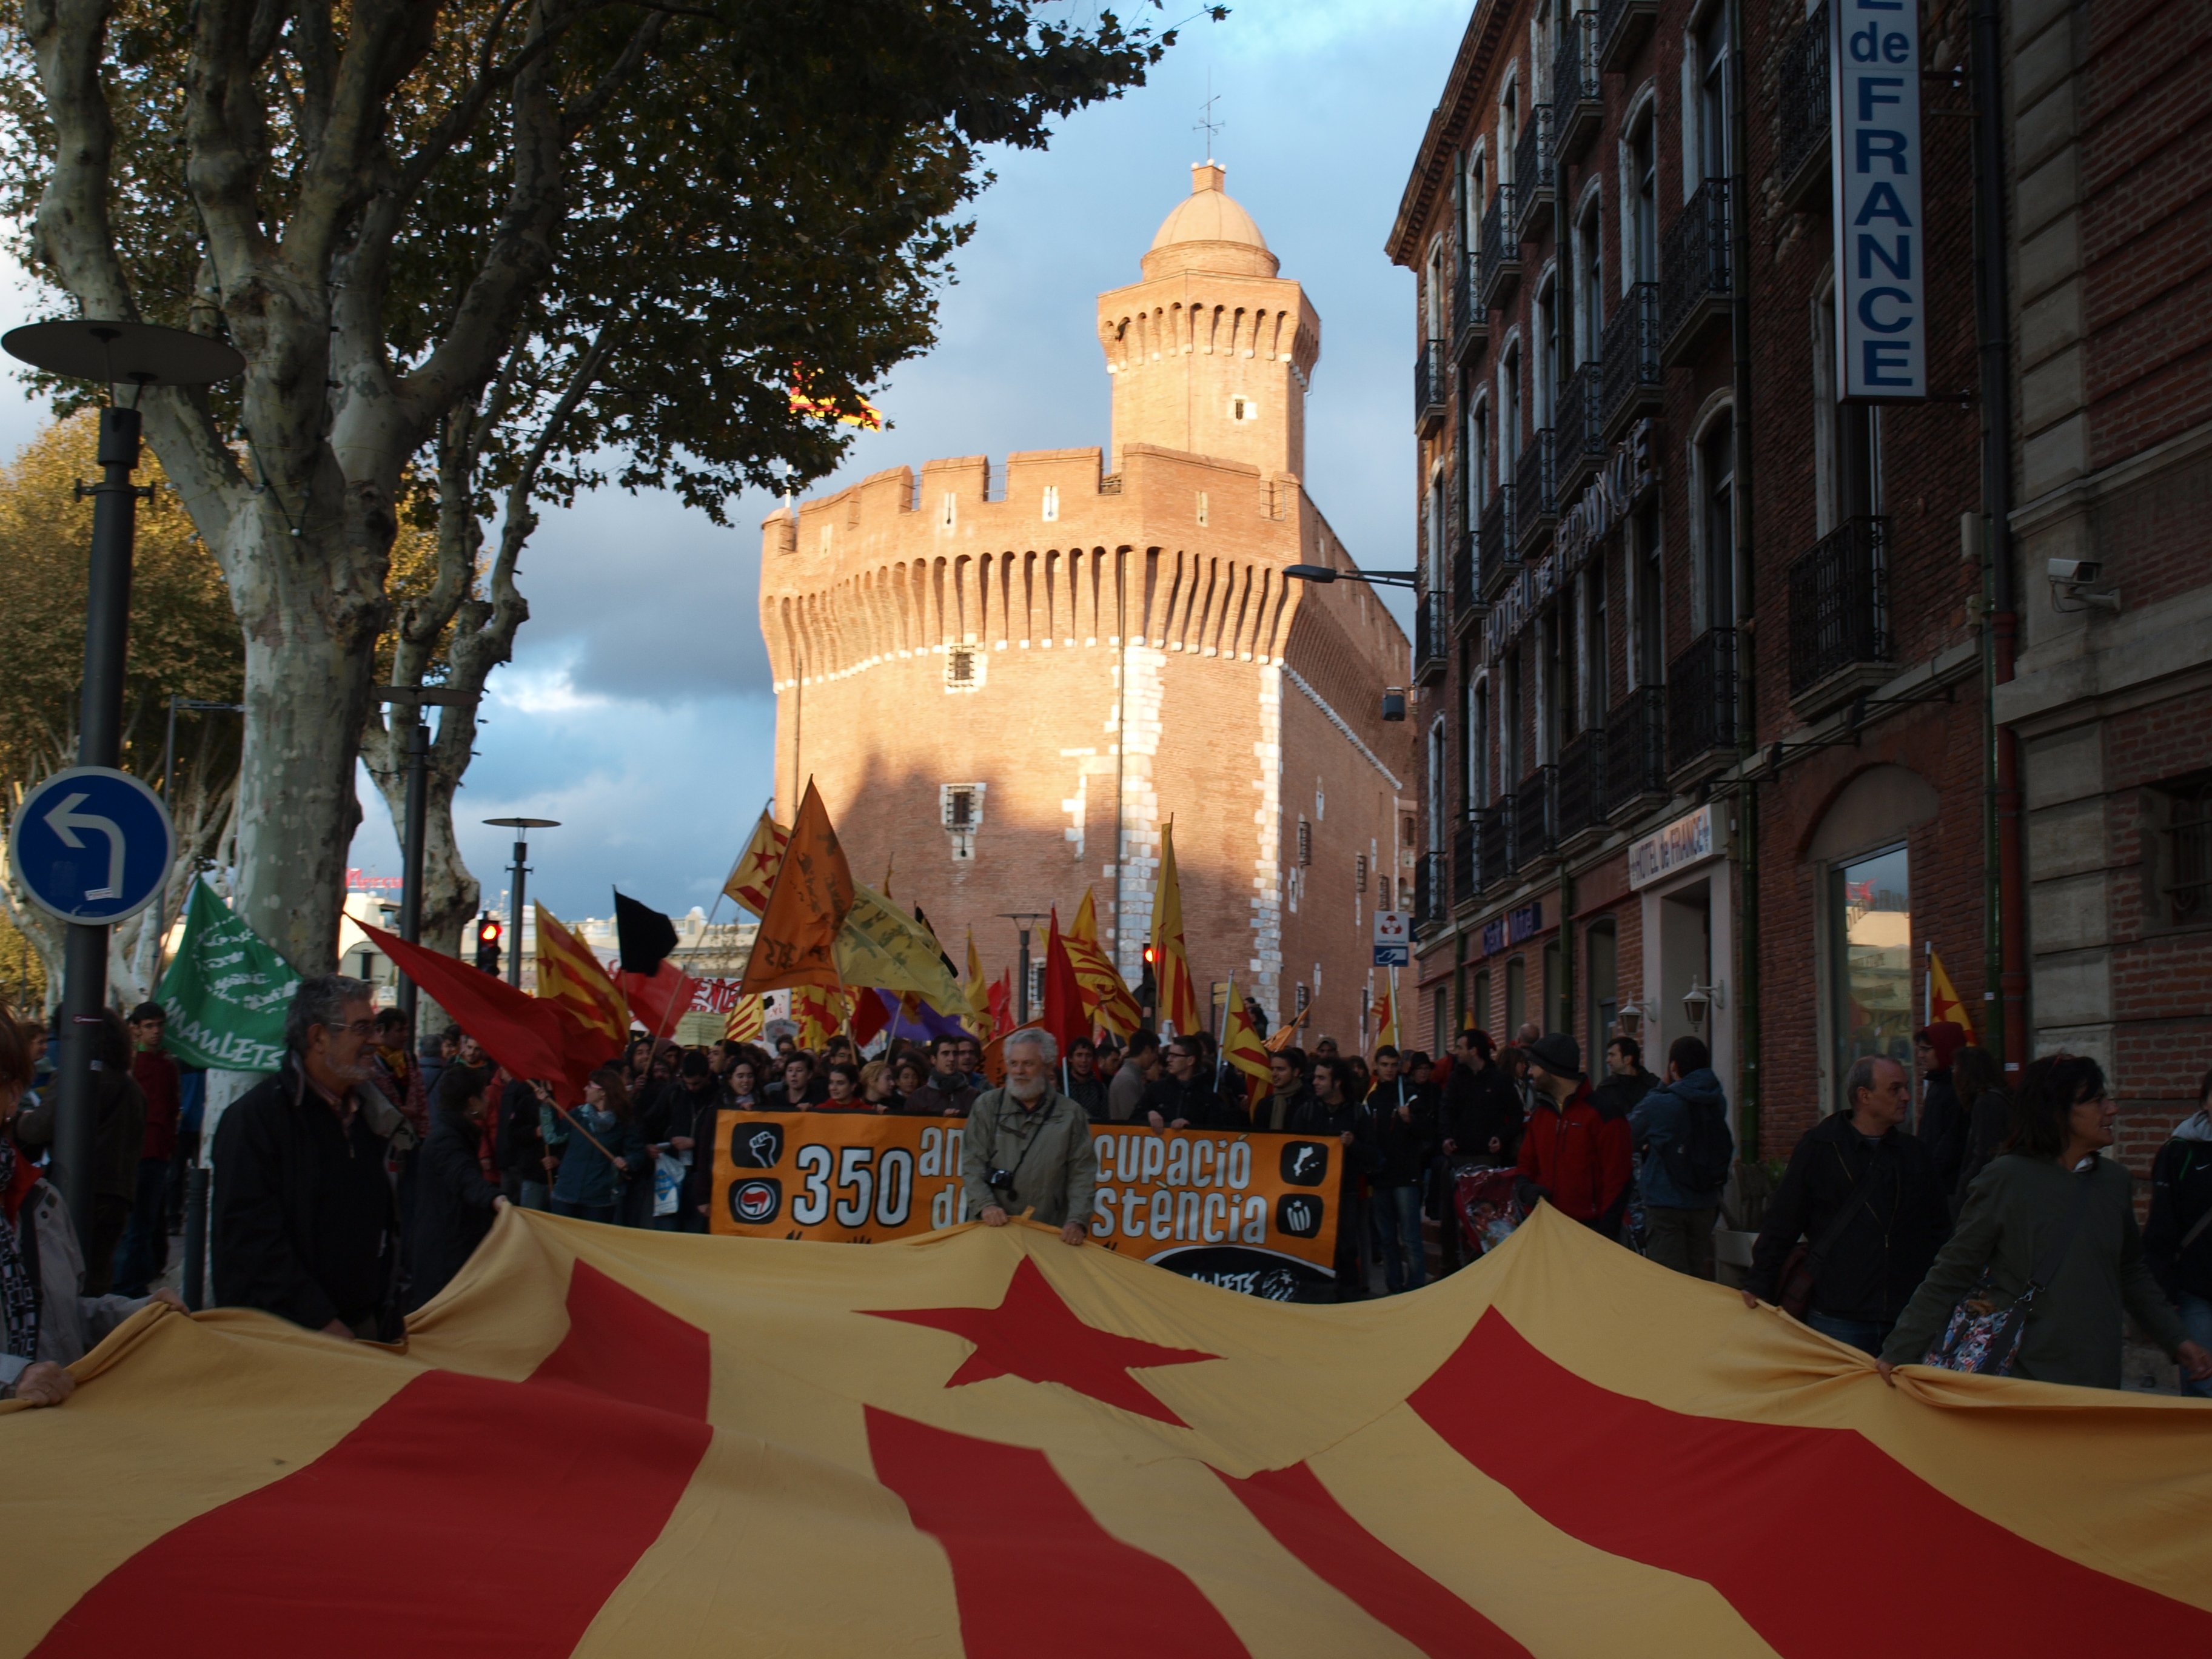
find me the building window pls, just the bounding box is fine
[1628,108,1658,284]
[1469,401,1490,520]
[1698,413,1735,634]
[1500,343,1523,472]
[1230,396,1259,423]
[2148,774,2212,928]
[1427,716,1447,851]
[1534,277,1558,426]
[1697,5,1732,183]
[944,648,984,692]
[1296,983,1311,1017]
[1586,918,1618,1066]
[940,491,957,530]
[1829,844,1911,1111]
[1042,484,1059,522]
[1471,680,1490,806]
[1472,967,1491,1034]
[1356,853,1370,894]
[1635,505,1664,688]
[1196,490,1209,526]
[1577,201,1604,363]
[940,782,985,861]
[1297,818,1313,865]
[1505,954,1526,1035]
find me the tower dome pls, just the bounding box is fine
[1142,163,1281,280]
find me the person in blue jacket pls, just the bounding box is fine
[549,1067,645,1225]
[1629,1035,1732,1279]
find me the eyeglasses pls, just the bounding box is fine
[335,1019,378,1038]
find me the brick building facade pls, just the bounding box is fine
[1390,0,2001,1161]
[758,166,1415,1045]
[1995,0,2212,1168]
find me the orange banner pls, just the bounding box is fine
[710,1110,1341,1296]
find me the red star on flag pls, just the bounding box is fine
[867,1257,1217,1424]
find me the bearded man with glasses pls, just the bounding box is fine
[211,976,418,1339]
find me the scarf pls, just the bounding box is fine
[0,1138,39,1364]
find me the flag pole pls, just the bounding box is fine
[1212,979,1231,1092]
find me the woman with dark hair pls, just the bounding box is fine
[814,1061,868,1111]
[890,1054,930,1114]
[2145,1064,2212,1399]
[549,1067,644,1226]
[1947,1044,2011,1213]
[1879,1053,2212,1389]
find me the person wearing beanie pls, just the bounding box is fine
[1914,1021,1969,1195]
[1517,1034,1632,1236]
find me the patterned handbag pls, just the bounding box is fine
[1922,1168,2096,1376]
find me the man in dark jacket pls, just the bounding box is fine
[905,1039,974,1118]
[212,976,415,1338]
[497,1074,551,1210]
[665,1052,726,1233]
[1062,1037,1111,1122]
[1295,1056,1379,1298]
[2145,1074,2212,1399]
[1249,1048,1312,1133]
[1143,1037,1242,1130]
[1743,1054,1949,1355]
[1366,1046,1427,1293]
[1430,1031,1520,1275]
[403,1064,508,1312]
[1628,1035,1731,1279]
[1913,1021,1968,1195]
[1589,1036,1658,1120]
[1519,1034,1632,1236]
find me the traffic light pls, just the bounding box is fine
[474,914,503,976]
[1136,942,1158,1020]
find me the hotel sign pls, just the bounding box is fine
[1480,900,1544,957]
[1628,805,1717,890]
[1831,0,1926,400]
[1557,419,1655,572]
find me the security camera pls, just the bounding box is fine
[2046,556,2119,613]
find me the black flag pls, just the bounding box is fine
[613,890,680,976]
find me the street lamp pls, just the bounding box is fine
[2,319,241,1250]
[997,912,1048,1026]
[378,686,472,1020]
[1282,562,1422,590]
[484,818,560,987]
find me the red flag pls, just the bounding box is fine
[617,962,700,1039]
[361,924,612,1103]
[987,970,1013,1034]
[1040,909,1087,1054]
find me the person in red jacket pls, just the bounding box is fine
[1517,1033,1632,1236]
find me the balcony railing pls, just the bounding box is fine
[1666,629,1738,776]
[1777,2,1831,209]
[1513,106,1553,238]
[1451,250,1486,363]
[1601,281,1661,437]
[1553,12,1603,161]
[1515,426,1557,554]
[1415,850,1447,926]
[1604,686,1666,817]
[1451,817,1477,909]
[1660,177,1734,365]
[1415,338,1446,432]
[1597,0,1657,72]
[1479,186,1521,310]
[1450,525,1478,625]
[1555,363,1606,498]
[1474,801,1512,893]
[1556,730,1604,842]
[1513,767,1558,869]
[1480,484,1521,598]
[1415,586,1447,686]
[1788,515,1891,698]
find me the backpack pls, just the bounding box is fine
[1660,1090,1732,1198]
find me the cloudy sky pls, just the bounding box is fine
[1,0,1463,924]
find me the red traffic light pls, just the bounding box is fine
[1142,943,1157,965]
[477,916,503,947]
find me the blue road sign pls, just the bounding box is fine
[8,766,175,925]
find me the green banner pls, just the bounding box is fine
[156,879,300,1072]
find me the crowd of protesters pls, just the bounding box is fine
[7,968,2211,1401]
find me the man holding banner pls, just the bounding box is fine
[961,1028,1094,1245]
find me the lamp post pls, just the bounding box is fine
[377,688,471,1021]
[484,819,560,988]
[997,912,1047,1026]
[1,320,241,1250]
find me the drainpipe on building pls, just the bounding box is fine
[1971,0,2029,1076]
[1725,0,1762,1157]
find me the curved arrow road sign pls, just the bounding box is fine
[8,766,175,924]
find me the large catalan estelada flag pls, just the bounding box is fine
[5,1210,2209,1657]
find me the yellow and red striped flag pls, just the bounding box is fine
[1065,888,1141,1037]
[1150,819,1203,1037]
[1374,973,1398,1050]
[723,994,766,1045]
[534,903,628,1051]
[7,1211,2208,1655]
[1221,980,1272,1085]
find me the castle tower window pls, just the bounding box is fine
[1355,853,1369,893]
[1042,484,1060,523]
[1196,490,1210,526]
[940,782,984,860]
[944,648,982,691]
[940,492,957,530]
[1230,396,1259,423]
[1296,818,1313,865]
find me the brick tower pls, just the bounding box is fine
[758,165,1413,1046]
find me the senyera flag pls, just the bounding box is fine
[6,1209,2208,1657]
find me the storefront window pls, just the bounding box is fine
[1831,845,1912,1112]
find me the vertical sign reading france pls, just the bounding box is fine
[1831,0,1925,401]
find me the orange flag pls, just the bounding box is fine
[738,778,855,997]
[1150,819,1202,1037]
[1064,888,1141,1037]
[723,811,791,916]
[1222,980,1272,1084]
[534,903,629,1051]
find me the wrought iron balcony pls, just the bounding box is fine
[1451,817,1476,910]
[1450,250,1486,364]
[1415,850,1447,926]
[1777,3,1831,210]
[1788,515,1892,707]
[1556,729,1605,844]
[1415,338,1447,433]
[1479,186,1521,310]
[1513,106,1553,238]
[1556,361,1605,498]
[1474,801,1513,893]
[1604,685,1667,819]
[1553,12,1603,162]
[1666,629,1738,778]
[1480,484,1521,598]
[1415,586,1447,686]
[1597,0,1657,73]
[1660,178,1734,366]
[1513,767,1558,869]
[1515,426,1557,555]
[1600,281,1661,438]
